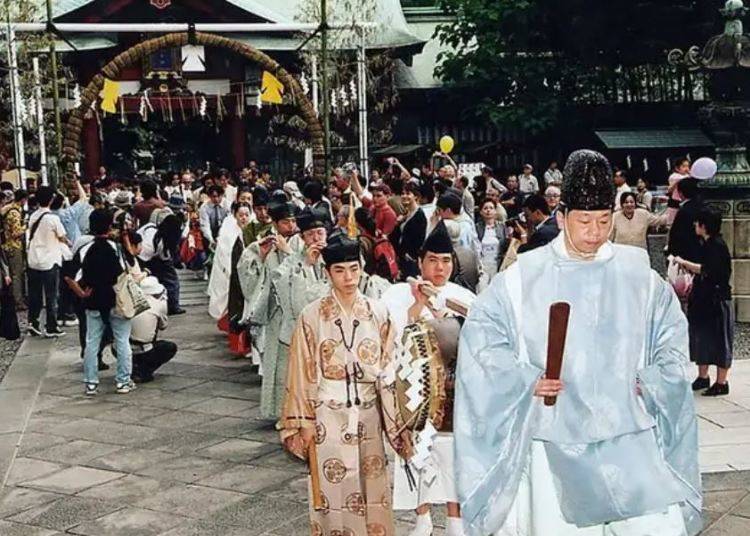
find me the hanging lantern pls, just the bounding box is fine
[626,155,632,169]
[643,157,649,172]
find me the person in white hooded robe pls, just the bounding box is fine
[207,203,244,319]
[454,150,702,536]
[381,220,475,536]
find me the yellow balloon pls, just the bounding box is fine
[439,135,455,154]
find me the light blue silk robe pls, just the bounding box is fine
[455,236,702,536]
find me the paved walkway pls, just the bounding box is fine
[0,276,748,534]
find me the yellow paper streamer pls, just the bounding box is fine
[261,71,284,104]
[100,78,121,114]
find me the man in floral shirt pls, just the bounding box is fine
[1,189,28,310]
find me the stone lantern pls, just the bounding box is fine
[668,0,750,321]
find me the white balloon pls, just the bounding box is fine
[690,157,717,180]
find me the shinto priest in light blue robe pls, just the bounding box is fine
[454,233,702,536]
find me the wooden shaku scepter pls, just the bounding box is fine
[545,302,571,407]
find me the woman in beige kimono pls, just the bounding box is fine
[280,234,412,536]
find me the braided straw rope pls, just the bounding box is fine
[61,32,325,190]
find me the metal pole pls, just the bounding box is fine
[46,0,62,161]
[320,0,330,178]
[5,15,26,183]
[32,57,48,186]
[357,27,369,182]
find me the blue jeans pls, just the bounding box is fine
[83,309,132,385]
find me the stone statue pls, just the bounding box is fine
[702,0,750,68]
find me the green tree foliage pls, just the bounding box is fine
[0,0,68,165]
[267,0,400,161]
[434,0,721,136]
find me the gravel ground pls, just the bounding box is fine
[0,312,26,384]
[736,322,750,361]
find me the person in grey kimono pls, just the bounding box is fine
[237,201,300,402]
[267,208,331,420]
[455,150,702,536]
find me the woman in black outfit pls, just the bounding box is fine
[390,179,427,280]
[675,209,734,396]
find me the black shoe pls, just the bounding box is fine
[703,382,729,397]
[98,361,110,371]
[169,308,186,316]
[27,323,43,337]
[44,327,66,338]
[132,373,154,384]
[691,376,710,391]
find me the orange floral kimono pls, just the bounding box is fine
[280,291,412,536]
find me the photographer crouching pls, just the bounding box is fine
[130,276,177,383]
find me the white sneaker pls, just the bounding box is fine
[116,380,137,394]
[409,513,433,536]
[64,318,79,327]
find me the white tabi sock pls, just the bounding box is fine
[445,517,466,536]
[408,512,433,536]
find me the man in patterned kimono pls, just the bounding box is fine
[269,208,331,420]
[280,234,412,536]
[381,220,476,536]
[454,150,702,536]
[237,201,301,412]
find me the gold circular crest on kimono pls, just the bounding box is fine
[315,422,327,445]
[322,458,347,484]
[323,363,346,380]
[380,491,391,509]
[379,319,391,348]
[340,422,366,445]
[319,339,338,362]
[367,524,387,536]
[330,530,355,536]
[356,338,380,365]
[319,296,341,321]
[311,521,324,536]
[352,299,372,321]
[345,492,366,516]
[361,455,385,479]
[319,493,330,515]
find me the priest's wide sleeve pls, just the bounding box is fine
[278,311,318,460]
[237,244,272,325]
[637,274,703,536]
[376,312,413,460]
[454,274,544,536]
